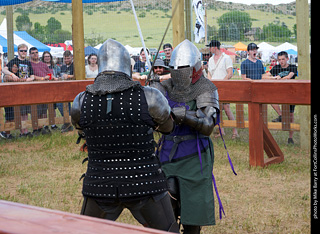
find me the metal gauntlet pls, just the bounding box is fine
[172,106,216,136]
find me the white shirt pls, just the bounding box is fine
[208,53,233,80]
[85,65,98,78]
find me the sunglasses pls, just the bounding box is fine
[154,66,163,69]
[31,51,38,54]
[19,50,27,52]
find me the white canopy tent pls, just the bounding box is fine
[0,18,50,56]
[275,42,297,53]
[257,42,276,63]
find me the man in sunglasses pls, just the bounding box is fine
[139,59,171,81]
[3,44,34,82]
[2,44,35,137]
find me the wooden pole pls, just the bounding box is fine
[204,2,207,45]
[71,0,85,80]
[296,0,310,150]
[6,6,14,61]
[185,0,192,41]
[172,0,185,47]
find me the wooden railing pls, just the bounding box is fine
[0,79,311,167]
[0,200,172,234]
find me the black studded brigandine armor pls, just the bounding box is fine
[71,39,173,200]
[78,87,167,199]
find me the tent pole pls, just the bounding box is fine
[129,0,151,70]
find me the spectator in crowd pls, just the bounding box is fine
[2,44,34,137]
[58,50,74,132]
[270,57,277,67]
[60,50,74,80]
[139,59,170,81]
[42,51,61,79]
[133,48,151,73]
[207,40,239,139]
[241,43,265,80]
[29,47,55,135]
[30,47,54,82]
[200,47,211,78]
[0,64,19,139]
[262,51,298,144]
[85,53,98,78]
[41,51,61,130]
[163,43,173,66]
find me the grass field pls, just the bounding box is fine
[0,123,310,233]
[0,7,298,48]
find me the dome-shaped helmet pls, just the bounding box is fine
[169,40,202,88]
[98,39,131,77]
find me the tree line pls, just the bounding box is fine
[15,13,71,44]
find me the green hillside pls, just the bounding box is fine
[0,0,302,48]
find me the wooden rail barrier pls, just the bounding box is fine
[0,200,172,234]
[0,79,311,167]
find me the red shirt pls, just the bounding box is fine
[31,61,51,77]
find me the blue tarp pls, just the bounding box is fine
[42,0,125,3]
[0,0,124,5]
[14,31,50,52]
[0,0,32,6]
[0,35,17,53]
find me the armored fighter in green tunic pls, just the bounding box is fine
[150,39,221,234]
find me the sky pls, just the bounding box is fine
[218,0,310,5]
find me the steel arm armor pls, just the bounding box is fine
[144,86,174,134]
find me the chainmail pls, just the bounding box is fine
[161,75,217,103]
[86,71,141,95]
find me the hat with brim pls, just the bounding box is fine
[153,59,168,68]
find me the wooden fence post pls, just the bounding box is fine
[248,102,264,167]
[72,0,85,80]
[172,0,185,47]
[296,0,310,150]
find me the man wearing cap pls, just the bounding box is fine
[206,40,238,139]
[240,43,265,80]
[206,40,233,81]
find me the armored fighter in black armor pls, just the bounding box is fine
[150,39,220,234]
[71,39,179,233]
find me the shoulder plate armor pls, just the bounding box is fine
[196,90,220,110]
[71,91,86,130]
[144,86,174,133]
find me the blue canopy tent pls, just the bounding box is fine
[84,46,98,56]
[0,34,17,53]
[285,49,298,56]
[14,31,50,52]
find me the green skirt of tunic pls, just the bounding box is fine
[162,141,215,226]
